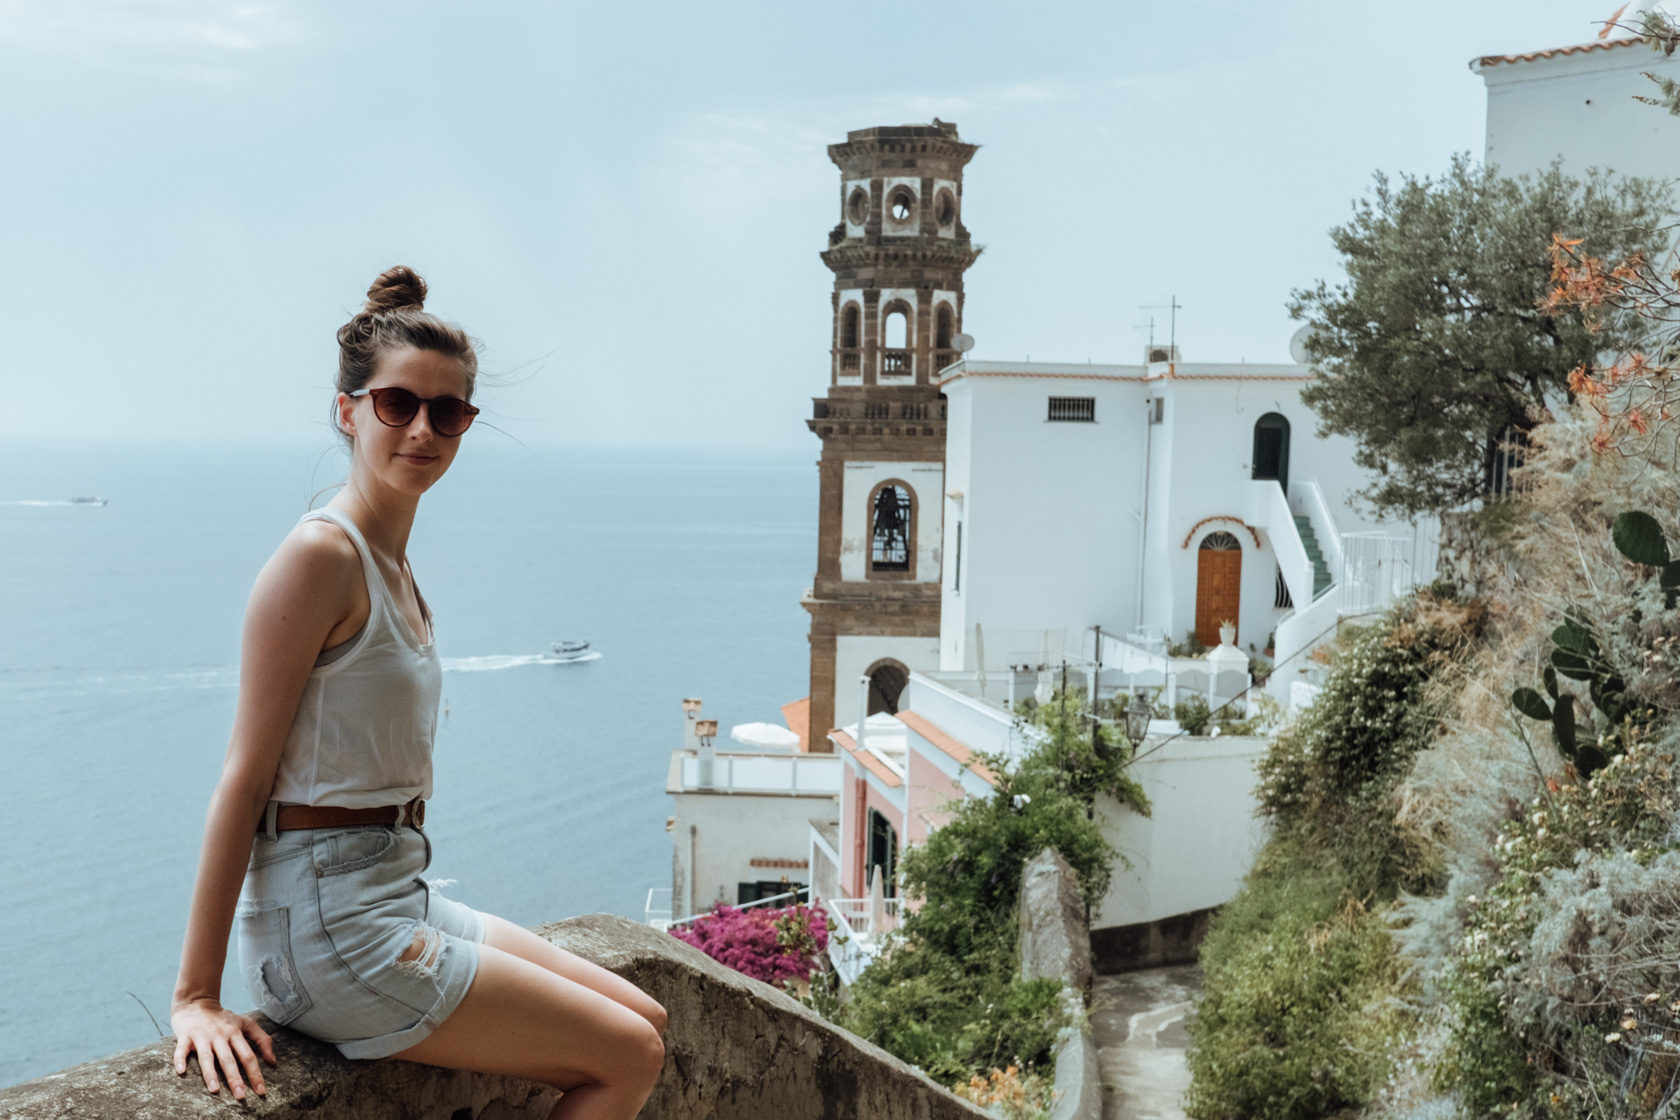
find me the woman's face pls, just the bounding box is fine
[337,346,471,497]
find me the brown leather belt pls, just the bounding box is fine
[260,797,425,835]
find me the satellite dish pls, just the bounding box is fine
[952,333,975,354]
[1288,324,1316,365]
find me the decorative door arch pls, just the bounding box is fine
[1195,531,1242,647]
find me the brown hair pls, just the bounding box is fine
[333,265,479,442]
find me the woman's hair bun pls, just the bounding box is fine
[362,265,427,315]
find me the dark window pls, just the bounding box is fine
[1252,413,1290,492]
[1274,565,1293,609]
[953,520,962,593]
[867,809,898,897]
[736,880,798,905]
[867,663,908,715]
[1487,424,1527,500]
[936,305,953,350]
[871,486,912,571]
[841,305,860,349]
[1048,397,1096,422]
[1201,531,1241,551]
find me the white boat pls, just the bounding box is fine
[70,496,108,506]
[549,640,593,662]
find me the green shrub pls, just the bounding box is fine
[1186,589,1476,1117]
[836,698,1148,1083]
[1187,839,1409,1120]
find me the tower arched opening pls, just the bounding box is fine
[881,303,911,376]
[868,481,915,577]
[865,658,909,715]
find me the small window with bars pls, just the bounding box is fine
[1048,396,1096,422]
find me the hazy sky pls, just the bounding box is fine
[0,1,1639,450]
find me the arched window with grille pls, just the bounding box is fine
[869,482,914,576]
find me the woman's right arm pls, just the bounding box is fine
[170,522,364,1099]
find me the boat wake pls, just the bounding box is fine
[441,652,603,673]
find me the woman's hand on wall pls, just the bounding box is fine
[170,997,275,1099]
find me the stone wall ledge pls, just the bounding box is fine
[0,914,988,1120]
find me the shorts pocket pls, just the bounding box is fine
[236,903,313,1025]
[316,826,399,876]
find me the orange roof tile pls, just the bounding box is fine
[895,710,999,786]
[781,697,811,753]
[830,729,903,788]
[1477,36,1648,67]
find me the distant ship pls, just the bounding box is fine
[70,496,108,506]
[549,640,593,663]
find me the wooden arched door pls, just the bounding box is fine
[1195,531,1242,647]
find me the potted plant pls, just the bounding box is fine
[1219,620,1236,646]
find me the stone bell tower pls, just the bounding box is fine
[802,121,981,751]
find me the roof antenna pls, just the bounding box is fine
[1141,295,1183,358]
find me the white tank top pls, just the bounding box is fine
[268,507,443,810]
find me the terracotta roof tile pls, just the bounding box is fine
[829,729,903,788]
[1477,36,1647,67]
[895,710,998,786]
[781,697,810,753]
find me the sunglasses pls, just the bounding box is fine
[347,386,480,437]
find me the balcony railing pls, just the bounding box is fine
[935,349,959,371]
[838,349,860,372]
[881,349,912,375]
[813,401,948,422]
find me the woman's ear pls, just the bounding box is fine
[336,393,357,439]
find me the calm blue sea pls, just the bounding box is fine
[0,437,816,1088]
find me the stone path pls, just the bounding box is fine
[1089,965,1201,1120]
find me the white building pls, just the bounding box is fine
[935,347,1422,706]
[1474,17,1680,181]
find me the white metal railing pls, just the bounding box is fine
[678,753,841,795]
[1097,632,1251,710]
[663,886,812,932]
[1288,478,1345,585]
[1246,479,1316,610]
[822,895,904,986]
[644,887,673,931]
[1341,532,1416,617]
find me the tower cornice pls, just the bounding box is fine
[820,241,982,276]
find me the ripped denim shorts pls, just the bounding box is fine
[236,821,485,1059]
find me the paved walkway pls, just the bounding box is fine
[1090,965,1201,1120]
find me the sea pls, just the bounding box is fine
[0,437,816,1088]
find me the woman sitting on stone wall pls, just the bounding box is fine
[169,266,667,1119]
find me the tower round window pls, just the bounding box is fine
[888,188,914,222]
[935,189,956,226]
[847,187,869,225]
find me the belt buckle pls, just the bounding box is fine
[409,799,426,831]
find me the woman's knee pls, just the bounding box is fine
[634,1018,666,1079]
[644,998,669,1038]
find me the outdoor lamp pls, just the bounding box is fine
[695,719,718,744]
[1125,692,1152,746]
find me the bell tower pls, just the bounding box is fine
[802,121,981,750]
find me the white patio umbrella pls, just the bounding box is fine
[729,721,800,749]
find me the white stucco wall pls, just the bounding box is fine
[839,460,943,583]
[834,635,942,727]
[1477,39,1680,182]
[938,371,1146,667]
[1092,735,1270,929]
[671,788,837,916]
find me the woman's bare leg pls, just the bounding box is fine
[479,915,667,1037]
[392,939,665,1120]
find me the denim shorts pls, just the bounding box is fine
[236,823,485,1059]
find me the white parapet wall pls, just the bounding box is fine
[1092,734,1270,932]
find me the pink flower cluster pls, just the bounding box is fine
[670,902,830,985]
